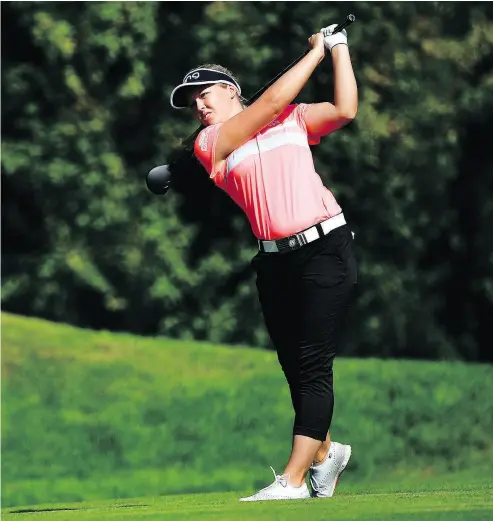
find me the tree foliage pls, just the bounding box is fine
[2,1,492,360]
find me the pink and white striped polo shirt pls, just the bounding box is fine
[194,103,342,240]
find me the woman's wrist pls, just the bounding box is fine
[309,47,326,64]
[330,44,350,61]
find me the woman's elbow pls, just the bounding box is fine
[257,96,284,122]
[339,105,358,121]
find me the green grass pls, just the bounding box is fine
[2,312,493,511]
[2,482,492,521]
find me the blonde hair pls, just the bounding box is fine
[188,63,248,106]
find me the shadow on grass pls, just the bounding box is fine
[9,505,148,514]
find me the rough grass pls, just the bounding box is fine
[2,312,493,509]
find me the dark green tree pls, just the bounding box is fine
[2,1,492,360]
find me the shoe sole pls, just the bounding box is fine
[239,495,311,502]
[313,444,352,498]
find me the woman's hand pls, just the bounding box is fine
[321,24,348,53]
[308,32,326,60]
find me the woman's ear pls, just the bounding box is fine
[228,85,236,99]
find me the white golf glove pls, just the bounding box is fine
[321,24,348,52]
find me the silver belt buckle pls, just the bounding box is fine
[288,236,298,249]
[260,231,308,253]
[287,233,304,250]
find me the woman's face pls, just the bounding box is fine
[188,84,234,126]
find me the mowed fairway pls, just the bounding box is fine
[3,484,492,521]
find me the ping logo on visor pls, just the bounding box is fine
[170,68,242,109]
[184,71,201,83]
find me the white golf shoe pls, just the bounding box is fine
[310,441,352,498]
[239,467,311,502]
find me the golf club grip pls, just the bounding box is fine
[332,14,356,34]
[175,14,355,155]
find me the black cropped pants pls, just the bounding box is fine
[252,224,357,442]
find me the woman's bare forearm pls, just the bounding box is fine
[259,48,325,114]
[331,45,358,118]
[215,46,325,161]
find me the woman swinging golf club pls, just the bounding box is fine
[170,23,358,502]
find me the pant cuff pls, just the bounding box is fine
[293,425,326,442]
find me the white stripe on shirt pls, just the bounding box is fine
[226,131,309,173]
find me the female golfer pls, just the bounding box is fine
[170,25,357,501]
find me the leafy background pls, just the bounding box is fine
[2,1,493,359]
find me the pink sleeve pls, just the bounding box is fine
[293,103,321,146]
[194,124,225,179]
